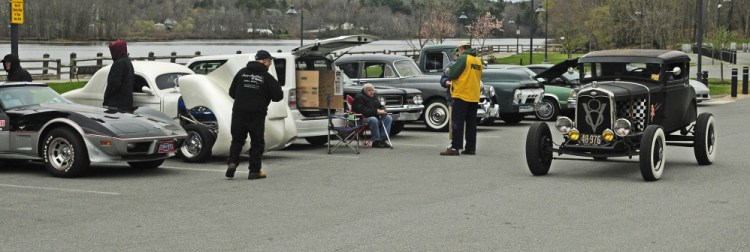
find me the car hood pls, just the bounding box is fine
[689,79,709,94]
[578,80,660,99]
[292,35,379,58]
[534,58,579,80]
[27,103,185,137]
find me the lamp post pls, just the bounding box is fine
[286,2,304,47]
[459,12,472,46]
[529,0,534,64]
[535,4,548,63]
[635,11,644,49]
[508,18,519,54]
[697,0,704,82]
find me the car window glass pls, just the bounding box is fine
[0,86,68,109]
[339,63,359,78]
[156,73,190,90]
[133,76,150,93]
[364,63,386,78]
[393,60,421,77]
[188,60,226,75]
[424,51,447,71]
[273,58,286,86]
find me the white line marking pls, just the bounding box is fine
[0,183,120,195]
[160,166,236,173]
[273,152,360,159]
[397,143,440,147]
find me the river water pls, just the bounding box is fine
[3,38,541,63]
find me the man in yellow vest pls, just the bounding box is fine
[440,41,482,156]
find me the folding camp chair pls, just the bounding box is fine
[327,95,368,154]
[345,95,371,147]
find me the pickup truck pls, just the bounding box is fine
[419,44,544,124]
[335,54,496,131]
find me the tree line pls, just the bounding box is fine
[0,0,748,51]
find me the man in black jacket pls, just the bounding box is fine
[2,54,32,82]
[352,83,392,148]
[103,40,134,110]
[226,50,283,180]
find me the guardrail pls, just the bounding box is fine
[3,44,566,81]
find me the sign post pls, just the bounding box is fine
[10,0,24,55]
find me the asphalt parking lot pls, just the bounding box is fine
[2,96,750,251]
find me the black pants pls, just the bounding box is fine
[450,98,478,151]
[228,111,265,172]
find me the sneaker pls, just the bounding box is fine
[248,171,267,180]
[461,150,476,155]
[225,163,238,178]
[440,148,460,156]
[372,140,386,148]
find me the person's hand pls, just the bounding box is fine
[445,80,451,87]
[377,109,387,115]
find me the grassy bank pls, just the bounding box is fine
[48,81,86,94]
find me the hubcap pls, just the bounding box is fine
[537,101,553,119]
[429,107,447,126]
[653,138,663,171]
[180,132,203,158]
[707,125,715,154]
[48,137,74,171]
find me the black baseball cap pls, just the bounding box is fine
[255,50,274,60]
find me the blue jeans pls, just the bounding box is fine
[450,99,478,151]
[364,114,392,141]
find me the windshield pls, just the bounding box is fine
[0,86,69,109]
[582,62,662,82]
[393,60,421,77]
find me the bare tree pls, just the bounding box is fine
[469,12,503,51]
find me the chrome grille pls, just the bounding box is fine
[382,95,403,108]
[576,95,612,134]
[616,99,647,132]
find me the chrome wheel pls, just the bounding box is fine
[47,137,75,171]
[180,131,203,159]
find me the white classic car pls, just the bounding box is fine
[62,61,297,163]
[184,35,379,146]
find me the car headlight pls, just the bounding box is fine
[614,118,632,137]
[483,85,496,98]
[412,95,423,105]
[513,89,522,104]
[569,129,580,141]
[602,129,615,142]
[555,116,573,134]
[569,89,576,98]
[378,96,386,106]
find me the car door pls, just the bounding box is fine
[662,61,692,131]
[132,75,161,111]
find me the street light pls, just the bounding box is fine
[635,11,644,49]
[508,18,519,54]
[535,3,548,63]
[286,2,304,47]
[459,12,472,46]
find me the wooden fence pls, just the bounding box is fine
[3,44,563,81]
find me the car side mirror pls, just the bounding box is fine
[141,86,154,95]
[668,66,681,76]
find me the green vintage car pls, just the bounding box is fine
[526,59,580,121]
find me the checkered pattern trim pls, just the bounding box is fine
[616,99,647,132]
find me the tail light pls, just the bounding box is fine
[288,88,297,109]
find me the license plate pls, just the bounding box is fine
[158,141,175,153]
[580,134,602,145]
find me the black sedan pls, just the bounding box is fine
[0,82,187,177]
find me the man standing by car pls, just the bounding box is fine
[353,83,393,148]
[103,40,134,110]
[226,50,283,180]
[440,41,482,156]
[2,54,32,82]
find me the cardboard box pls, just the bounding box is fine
[319,70,343,109]
[296,71,319,108]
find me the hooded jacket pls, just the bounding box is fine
[445,49,482,103]
[228,61,283,115]
[352,89,385,118]
[103,40,134,109]
[2,54,32,82]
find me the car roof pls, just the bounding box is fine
[580,49,690,64]
[132,61,194,75]
[336,54,413,62]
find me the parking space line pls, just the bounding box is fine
[0,183,120,195]
[396,143,440,147]
[160,166,242,173]
[273,152,360,159]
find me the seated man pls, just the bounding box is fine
[352,83,392,148]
